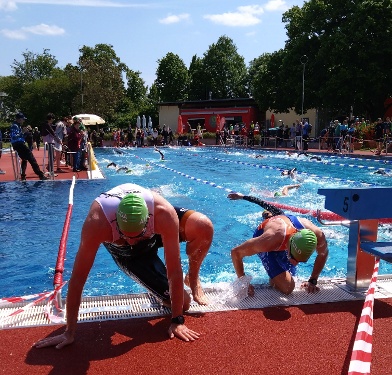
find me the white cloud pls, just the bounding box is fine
[237,5,264,16]
[0,23,65,39]
[22,23,65,35]
[204,4,265,27]
[265,0,289,11]
[159,13,189,25]
[0,28,26,39]
[0,0,18,11]
[0,0,148,11]
[204,1,291,27]
[204,10,262,27]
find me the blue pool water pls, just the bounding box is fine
[1,147,392,299]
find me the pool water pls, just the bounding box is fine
[1,147,392,299]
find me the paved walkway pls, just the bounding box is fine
[1,298,392,375]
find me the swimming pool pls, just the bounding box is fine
[1,147,392,299]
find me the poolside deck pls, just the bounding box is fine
[1,280,392,375]
[1,144,392,374]
[0,147,104,182]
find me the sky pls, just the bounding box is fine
[0,0,306,87]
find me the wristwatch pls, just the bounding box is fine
[171,315,185,325]
[308,278,318,286]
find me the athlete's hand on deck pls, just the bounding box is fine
[301,281,319,293]
[168,323,200,341]
[33,331,74,349]
[248,283,255,296]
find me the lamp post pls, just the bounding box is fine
[300,55,308,119]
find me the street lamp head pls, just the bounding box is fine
[300,55,308,65]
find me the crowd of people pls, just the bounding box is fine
[6,112,95,178]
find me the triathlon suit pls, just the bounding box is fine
[253,214,305,279]
[95,183,195,304]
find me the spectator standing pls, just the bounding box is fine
[67,117,82,172]
[78,122,89,170]
[375,118,384,154]
[33,127,41,151]
[9,113,48,180]
[152,128,159,146]
[295,119,303,150]
[302,120,312,151]
[290,123,296,147]
[54,117,68,172]
[162,125,169,145]
[41,113,61,173]
[23,125,33,151]
[333,120,341,151]
[168,127,174,145]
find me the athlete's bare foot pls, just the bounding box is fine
[184,274,209,305]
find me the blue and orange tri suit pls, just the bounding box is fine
[253,214,305,279]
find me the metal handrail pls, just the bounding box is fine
[316,209,352,227]
[10,145,21,181]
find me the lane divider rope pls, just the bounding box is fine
[172,151,375,186]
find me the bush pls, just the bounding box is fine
[356,122,375,141]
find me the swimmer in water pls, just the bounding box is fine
[116,166,132,173]
[373,168,390,176]
[154,146,165,160]
[273,184,301,197]
[281,168,297,179]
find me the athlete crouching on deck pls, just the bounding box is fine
[34,183,213,348]
[229,198,328,296]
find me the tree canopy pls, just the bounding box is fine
[1,0,392,127]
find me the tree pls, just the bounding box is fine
[155,52,189,102]
[279,0,392,119]
[126,69,148,108]
[202,35,249,99]
[18,69,76,123]
[11,49,58,84]
[77,44,127,121]
[188,55,207,100]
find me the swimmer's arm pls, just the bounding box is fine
[242,195,284,216]
[231,229,281,277]
[304,221,329,281]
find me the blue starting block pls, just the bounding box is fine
[359,242,392,261]
[318,187,392,290]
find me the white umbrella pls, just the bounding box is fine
[74,114,105,126]
[136,116,141,128]
[148,116,152,130]
[142,115,146,130]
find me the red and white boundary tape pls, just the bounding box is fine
[0,282,67,327]
[348,258,380,375]
[0,292,51,306]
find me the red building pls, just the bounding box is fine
[159,98,264,133]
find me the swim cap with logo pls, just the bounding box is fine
[289,229,317,262]
[116,193,149,234]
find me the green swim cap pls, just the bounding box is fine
[116,194,149,235]
[274,191,281,197]
[289,229,317,262]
